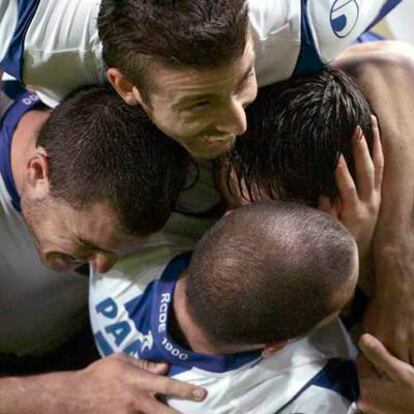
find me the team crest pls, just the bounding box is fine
[330,0,359,38]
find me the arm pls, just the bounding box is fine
[335,42,414,361]
[0,354,206,414]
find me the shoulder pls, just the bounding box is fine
[277,359,358,414]
[252,0,404,85]
[1,0,104,106]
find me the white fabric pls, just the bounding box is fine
[385,2,414,44]
[0,0,394,106]
[0,0,17,62]
[169,320,357,413]
[23,0,105,107]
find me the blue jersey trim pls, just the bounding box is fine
[2,80,27,101]
[0,0,41,80]
[355,32,385,44]
[311,358,359,402]
[365,0,403,33]
[0,90,42,211]
[274,358,358,413]
[150,253,262,374]
[293,0,325,77]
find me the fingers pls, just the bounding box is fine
[125,356,169,375]
[370,115,384,190]
[335,154,358,209]
[359,334,412,382]
[135,371,206,402]
[318,195,338,217]
[135,396,181,414]
[353,127,375,201]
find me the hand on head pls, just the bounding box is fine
[318,115,383,259]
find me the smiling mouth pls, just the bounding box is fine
[200,135,235,147]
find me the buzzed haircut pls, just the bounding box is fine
[98,0,248,93]
[225,67,374,206]
[37,85,189,237]
[185,202,357,345]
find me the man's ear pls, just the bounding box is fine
[106,68,140,106]
[25,148,50,200]
[261,341,288,358]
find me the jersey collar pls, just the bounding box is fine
[0,91,42,211]
[151,253,262,374]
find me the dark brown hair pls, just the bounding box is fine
[37,85,189,237]
[98,0,248,91]
[186,201,357,345]
[224,67,374,206]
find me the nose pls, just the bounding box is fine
[216,99,247,136]
[90,253,118,274]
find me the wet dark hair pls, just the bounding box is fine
[224,67,374,206]
[37,85,189,237]
[98,0,248,93]
[186,202,357,344]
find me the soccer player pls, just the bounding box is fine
[90,201,361,413]
[0,83,205,413]
[0,0,402,157]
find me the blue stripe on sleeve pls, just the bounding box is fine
[293,0,325,77]
[364,0,403,32]
[0,0,41,81]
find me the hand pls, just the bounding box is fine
[3,354,206,414]
[319,116,384,259]
[358,333,414,414]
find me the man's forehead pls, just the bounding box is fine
[150,36,256,100]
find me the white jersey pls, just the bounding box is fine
[0,86,89,355]
[90,252,360,414]
[0,0,403,107]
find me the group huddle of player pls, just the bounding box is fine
[1,1,414,413]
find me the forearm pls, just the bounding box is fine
[337,42,414,294]
[0,372,75,414]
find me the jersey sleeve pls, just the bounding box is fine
[277,358,359,414]
[278,386,355,414]
[0,0,104,107]
[295,0,404,76]
[0,0,40,81]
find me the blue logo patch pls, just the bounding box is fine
[330,0,359,38]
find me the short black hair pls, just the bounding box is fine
[37,85,189,237]
[186,202,357,345]
[98,0,248,91]
[224,67,374,206]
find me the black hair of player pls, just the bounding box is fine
[225,67,374,206]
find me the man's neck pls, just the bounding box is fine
[172,276,253,355]
[11,109,50,195]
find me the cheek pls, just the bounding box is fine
[158,114,208,142]
[244,79,258,105]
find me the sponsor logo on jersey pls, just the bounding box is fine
[94,296,154,357]
[330,0,359,38]
[158,292,189,360]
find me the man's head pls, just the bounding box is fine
[183,202,358,352]
[21,86,188,273]
[220,67,374,206]
[98,0,257,159]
